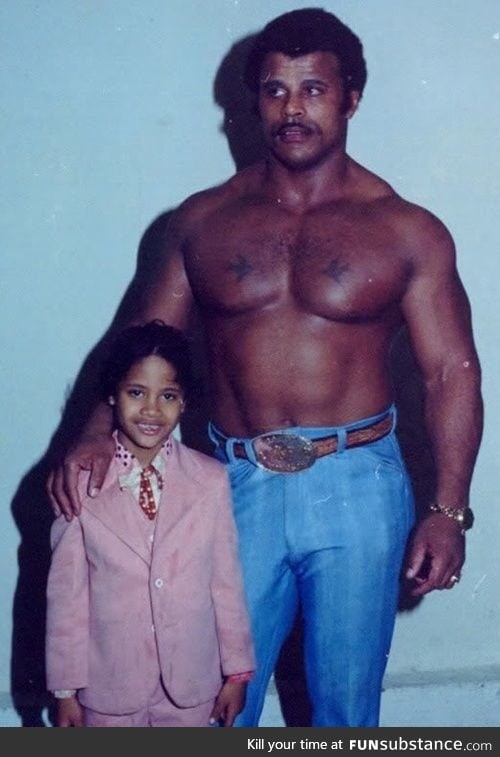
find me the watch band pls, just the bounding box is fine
[429,503,474,533]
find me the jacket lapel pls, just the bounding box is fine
[83,459,151,565]
[152,440,206,556]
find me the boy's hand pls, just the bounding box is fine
[209,680,247,727]
[56,696,84,727]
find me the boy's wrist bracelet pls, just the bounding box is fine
[226,671,254,683]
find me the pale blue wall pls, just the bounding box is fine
[2,0,499,723]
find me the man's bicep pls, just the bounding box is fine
[401,248,478,382]
[113,225,195,332]
[138,245,195,329]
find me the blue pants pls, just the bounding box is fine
[209,406,415,727]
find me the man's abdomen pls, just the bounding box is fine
[207,310,397,437]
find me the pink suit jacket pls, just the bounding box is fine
[46,438,254,714]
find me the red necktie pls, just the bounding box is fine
[138,465,163,520]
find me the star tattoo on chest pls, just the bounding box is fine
[228,254,253,282]
[323,257,350,282]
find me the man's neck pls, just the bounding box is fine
[261,150,354,211]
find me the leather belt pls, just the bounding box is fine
[231,414,393,473]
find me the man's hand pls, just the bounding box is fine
[47,433,115,521]
[209,680,247,727]
[405,513,465,596]
[56,696,83,727]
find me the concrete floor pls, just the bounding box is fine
[1,674,499,727]
[259,675,500,727]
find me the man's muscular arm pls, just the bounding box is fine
[399,208,483,595]
[47,209,195,519]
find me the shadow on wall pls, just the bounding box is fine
[213,32,267,170]
[11,459,56,726]
[9,32,435,727]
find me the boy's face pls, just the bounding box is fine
[110,355,185,467]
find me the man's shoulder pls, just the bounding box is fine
[387,196,454,254]
[352,164,454,250]
[370,194,457,279]
[349,161,449,232]
[349,163,456,269]
[172,164,264,229]
[175,168,254,224]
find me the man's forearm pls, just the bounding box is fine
[424,361,483,507]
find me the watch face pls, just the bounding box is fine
[463,508,474,530]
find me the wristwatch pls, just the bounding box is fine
[429,503,474,534]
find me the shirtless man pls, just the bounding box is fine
[48,9,483,727]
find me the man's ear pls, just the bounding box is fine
[346,90,361,119]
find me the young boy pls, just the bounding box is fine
[46,321,254,727]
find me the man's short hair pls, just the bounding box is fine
[244,7,367,102]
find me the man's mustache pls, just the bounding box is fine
[272,121,315,137]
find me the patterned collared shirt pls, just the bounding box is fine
[114,430,172,512]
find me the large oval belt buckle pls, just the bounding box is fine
[252,433,317,473]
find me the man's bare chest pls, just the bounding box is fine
[184,205,409,320]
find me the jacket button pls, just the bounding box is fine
[154,578,163,588]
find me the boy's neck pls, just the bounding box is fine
[115,430,165,469]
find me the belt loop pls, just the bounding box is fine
[389,403,397,432]
[207,422,223,451]
[208,422,234,463]
[226,441,241,464]
[336,427,347,454]
[242,439,260,467]
[208,423,261,466]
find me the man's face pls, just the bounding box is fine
[258,51,359,171]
